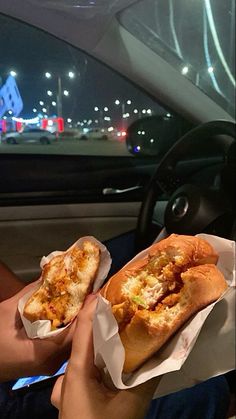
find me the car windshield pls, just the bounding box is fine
[119,0,235,118]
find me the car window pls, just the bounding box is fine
[0,13,188,157]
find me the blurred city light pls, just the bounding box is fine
[208,66,214,73]
[181,66,189,75]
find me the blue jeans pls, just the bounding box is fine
[0,375,230,419]
[146,376,230,419]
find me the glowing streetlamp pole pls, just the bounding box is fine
[94,106,104,127]
[57,75,62,118]
[45,71,74,118]
[115,99,131,130]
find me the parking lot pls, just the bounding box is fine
[0,136,130,156]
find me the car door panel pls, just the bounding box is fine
[0,201,140,281]
[0,153,155,281]
[0,154,156,201]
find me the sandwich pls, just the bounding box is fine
[23,240,101,329]
[101,234,228,373]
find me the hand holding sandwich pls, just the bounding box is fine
[0,280,76,382]
[51,294,161,419]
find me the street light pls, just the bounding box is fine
[44,70,75,118]
[94,106,104,127]
[9,70,17,77]
[115,99,132,129]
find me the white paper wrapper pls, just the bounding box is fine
[18,236,112,339]
[93,234,235,396]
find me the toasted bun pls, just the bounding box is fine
[23,240,100,329]
[101,234,227,373]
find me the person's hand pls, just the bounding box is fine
[51,294,162,419]
[0,280,76,382]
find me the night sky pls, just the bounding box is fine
[0,13,164,127]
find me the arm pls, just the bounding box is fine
[0,281,76,382]
[51,294,161,419]
[0,261,25,302]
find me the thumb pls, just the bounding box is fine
[51,375,64,410]
[69,293,98,374]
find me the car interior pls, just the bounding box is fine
[0,0,235,417]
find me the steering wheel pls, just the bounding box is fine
[135,120,236,251]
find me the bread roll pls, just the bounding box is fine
[23,240,100,329]
[101,234,227,373]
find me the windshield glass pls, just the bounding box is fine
[120,0,235,118]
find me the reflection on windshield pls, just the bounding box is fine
[120,0,235,117]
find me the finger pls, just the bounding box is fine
[68,294,98,376]
[51,375,64,409]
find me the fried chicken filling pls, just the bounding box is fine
[123,251,185,312]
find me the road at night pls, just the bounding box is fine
[0,137,131,156]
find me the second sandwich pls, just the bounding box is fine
[101,234,227,373]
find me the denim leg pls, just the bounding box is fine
[0,380,58,419]
[145,376,230,419]
[0,376,230,419]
